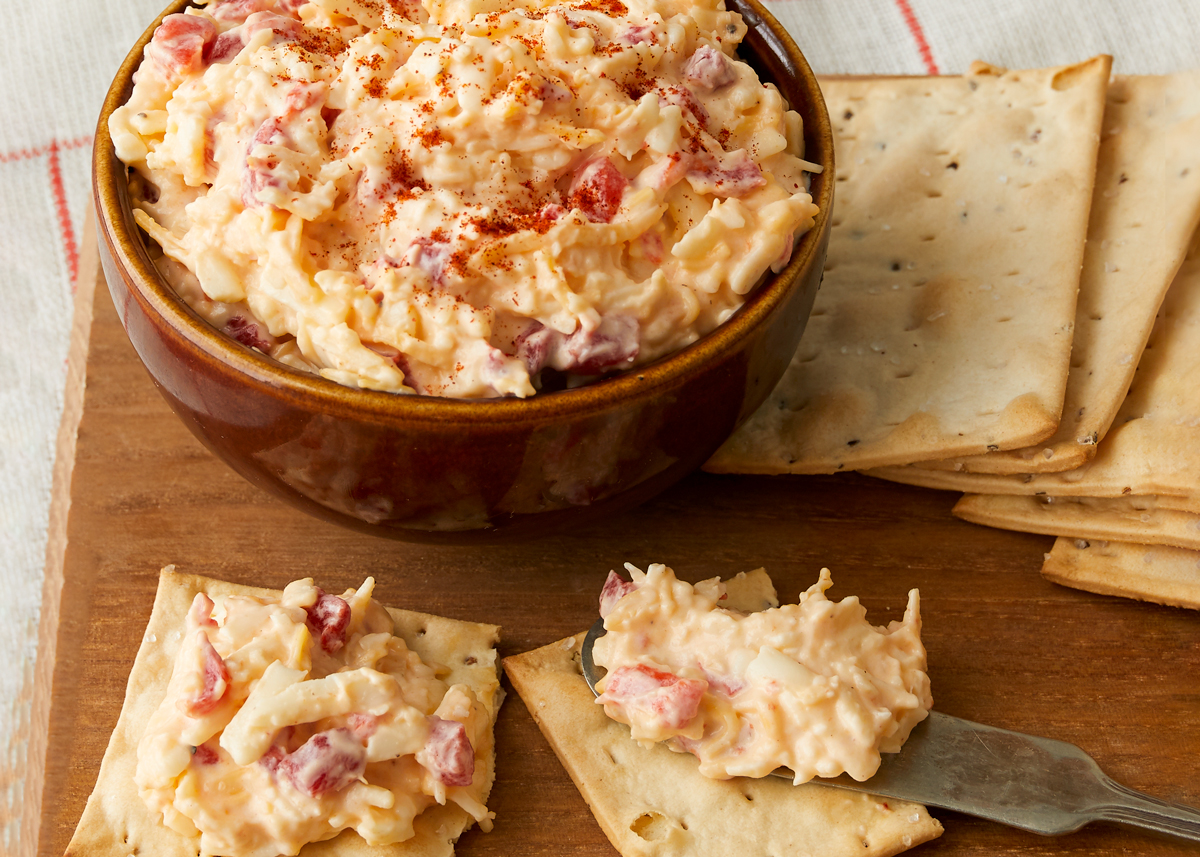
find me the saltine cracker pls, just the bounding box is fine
[913,71,1200,475]
[872,234,1200,497]
[1042,538,1200,610]
[954,493,1200,551]
[706,57,1110,474]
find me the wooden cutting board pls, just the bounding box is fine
[26,222,1200,857]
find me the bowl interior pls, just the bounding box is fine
[94,0,834,426]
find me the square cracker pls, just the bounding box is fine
[705,57,1111,475]
[65,568,503,857]
[502,571,942,857]
[912,71,1200,475]
[1042,538,1200,610]
[871,230,1200,497]
[953,493,1200,551]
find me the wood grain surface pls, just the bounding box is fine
[35,263,1200,857]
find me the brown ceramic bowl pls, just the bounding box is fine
[93,0,834,544]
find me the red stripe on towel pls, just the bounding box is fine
[47,139,81,289]
[893,0,939,75]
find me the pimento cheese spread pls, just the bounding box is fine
[109,0,820,397]
[592,564,932,783]
[135,577,493,857]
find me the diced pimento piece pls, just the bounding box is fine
[281,81,326,117]
[656,84,709,127]
[538,202,565,221]
[539,78,573,106]
[346,712,379,740]
[258,743,286,774]
[420,716,475,787]
[567,157,628,224]
[210,0,301,23]
[599,664,707,730]
[562,315,639,375]
[687,150,766,198]
[186,631,231,715]
[620,24,656,45]
[206,30,246,64]
[410,237,451,285]
[599,571,637,618]
[224,315,274,352]
[146,14,217,77]
[638,231,665,264]
[305,590,352,654]
[683,45,736,90]
[280,728,367,797]
[192,742,220,765]
[513,321,553,374]
[241,117,289,207]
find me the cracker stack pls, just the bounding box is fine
[705,63,1200,610]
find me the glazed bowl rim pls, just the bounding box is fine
[94,0,834,429]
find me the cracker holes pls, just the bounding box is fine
[920,235,936,242]
[630,812,673,841]
[416,627,427,637]
[604,748,617,764]
[1012,225,1027,233]
[742,791,755,802]
[998,316,1013,323]
[464,655,477,665]
[831,218,844,229]
[926,190,943,198]
[1090,313,1103,321]
[894,369,914,379]
[1006,270,1020,277]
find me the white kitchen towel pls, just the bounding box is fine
[1,1,1196,850]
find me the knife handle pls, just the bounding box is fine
[1094,778,1200,843]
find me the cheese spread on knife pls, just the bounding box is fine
[592,564,932,783]
[109,0,819,397]
[135,577,493,857]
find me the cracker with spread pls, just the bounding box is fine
[503,567,942,857]
[65,568,502,857]
[705,57,1110,474]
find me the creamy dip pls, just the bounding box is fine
[135,578,493,857]
[110,0,819,397]
[592,563,932,782]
